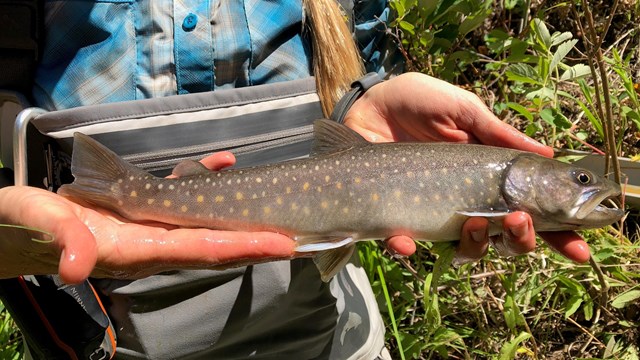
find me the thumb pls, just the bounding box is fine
[54,212,98,284]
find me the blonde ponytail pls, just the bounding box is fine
[303,0,364,116]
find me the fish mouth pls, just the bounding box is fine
[573,188,624,227]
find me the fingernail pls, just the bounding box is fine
[509,223,528,238]
[471,230,486,243]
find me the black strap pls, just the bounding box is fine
[0,0,42,93]
[0,167,13,187]
[330,72,383,124]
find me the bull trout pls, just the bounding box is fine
[59,120,623,281]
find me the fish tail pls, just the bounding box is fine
[58,133,143,209]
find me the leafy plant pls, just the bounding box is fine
[0,302,22,360]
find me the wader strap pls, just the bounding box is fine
[331,72,383,124]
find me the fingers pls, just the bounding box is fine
[99,225,297,277]
[456,212,590,265]
[199,151,236,171]
[456,212,535,264]
[35,196,99,284]
[0,187,99,284]
[461,96,555,158]
[455,217,489,264]
[55,214,98,284]
[490,211,537,256]
[538,231,590,263]
[384,236,416,257]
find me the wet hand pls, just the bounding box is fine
[0,153,297,284]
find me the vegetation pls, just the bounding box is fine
[360,0,640,359]
[0,301,22,359]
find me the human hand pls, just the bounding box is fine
[344,72,589,263]
[0,152,296,284]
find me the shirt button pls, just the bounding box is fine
[182,13,198,31]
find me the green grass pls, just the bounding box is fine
[359,226,640,359]
[0,302,23,360]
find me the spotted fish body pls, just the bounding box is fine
[59,120,623,280]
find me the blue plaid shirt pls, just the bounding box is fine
[34,0,398,110]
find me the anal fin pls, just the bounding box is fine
[313,244,356,282]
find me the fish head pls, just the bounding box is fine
[502,153,623,231]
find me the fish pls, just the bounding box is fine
[58,119,624,281]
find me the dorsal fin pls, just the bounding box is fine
[311,119,368,156]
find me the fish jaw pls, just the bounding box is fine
[571,184,623,228]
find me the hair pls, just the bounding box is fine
[303,0,365,116]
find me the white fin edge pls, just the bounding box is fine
[455,210,511,217]
[295,237,354,252]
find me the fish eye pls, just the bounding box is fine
[576,172,591,185]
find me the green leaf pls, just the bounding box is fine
[398,20,416,35]
[417,0,438,19]
[532,18,551,50]
[423,273,441,335]
[574,98,604,139]
[583,298,593,321]
[485,29,511,54]
[506,63,542,85]
[551,31,574,47]
[507,102,534,121]
[422,242,456,336]
[505,40,535,63]
[504,0,520,10]
[560,64,591,81]
[525,122,541,137]
[550,39,578,72]
[592,247,616,262]
[499,332,532,360]
[392,0,407,17]
[459,8,491,36]
[578,79,594,105]
[611,290,640,309]
[556,275,586,295]
[623,108,640,131]
[564,295,583,318]
[503,293,524,332]
[525,87,555,101]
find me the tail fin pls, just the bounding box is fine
[58,133,143,210]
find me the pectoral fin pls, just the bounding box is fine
[295,236,354,252]
[456,209,511,218]
[313,244,356,282]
